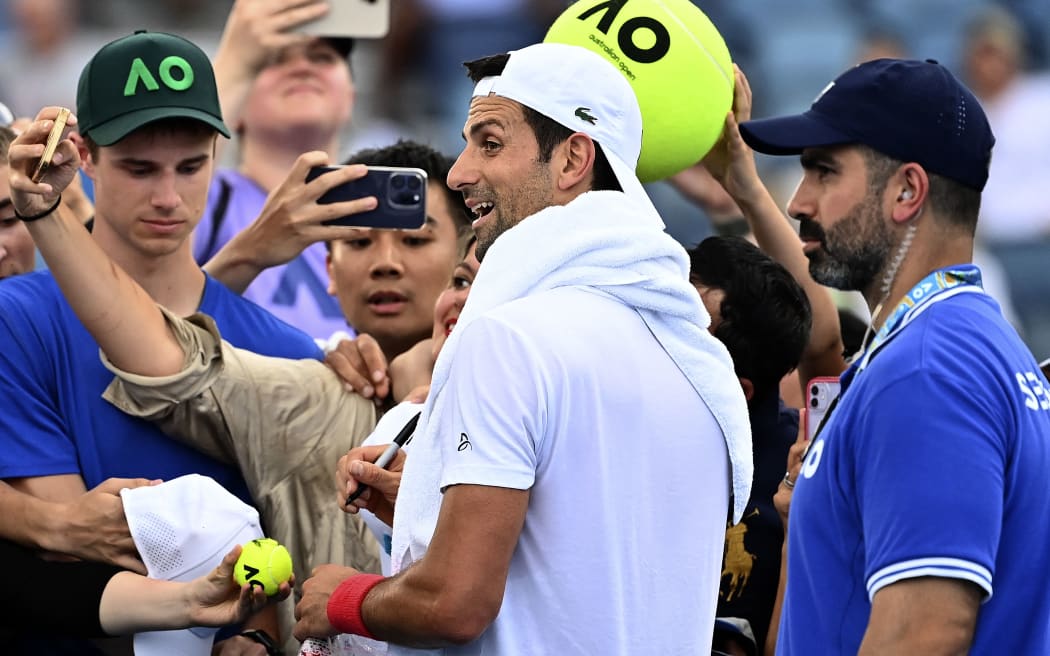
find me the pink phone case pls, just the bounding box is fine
[804,377,841,440]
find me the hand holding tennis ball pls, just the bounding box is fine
[233,538,293,596]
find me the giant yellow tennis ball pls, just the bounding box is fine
[233,538,293,596]
[545,0,734,182]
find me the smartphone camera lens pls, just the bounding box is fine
[393,191,422,205]
[389,173,424,208]
[810,397,819,409]
[810,385,819,396]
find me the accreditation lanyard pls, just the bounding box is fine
[819,265,985,440]
[854,265,985,376]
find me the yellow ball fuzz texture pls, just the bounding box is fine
[545,0,734,181]
[233,538,293,596]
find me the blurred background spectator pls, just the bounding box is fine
[1,0,1047,352]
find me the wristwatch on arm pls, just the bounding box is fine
[239,628,282,656]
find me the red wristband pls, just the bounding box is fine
[327,574,385,639]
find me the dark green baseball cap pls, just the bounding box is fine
[77,30,230,146]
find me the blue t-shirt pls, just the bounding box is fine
[779,288,1050,654]
[0,271,322,503]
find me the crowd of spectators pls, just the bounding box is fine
[1,1,1049,654]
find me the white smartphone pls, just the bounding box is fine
[804,377,841,441]
[295,0,390,39]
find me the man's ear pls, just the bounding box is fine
[326,251,337,296]
[739,377,755,402]
[891,163,929,224]
[555,133,596,192]
[71,132,95,179]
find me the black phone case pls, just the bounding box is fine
[307,166,427,230]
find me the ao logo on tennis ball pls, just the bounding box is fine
[579,0,671,64]
[545,0,734,182]
[234,538,292,596]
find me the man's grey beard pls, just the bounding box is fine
[806,195,894,293]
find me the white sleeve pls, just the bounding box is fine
[438,317,549,492]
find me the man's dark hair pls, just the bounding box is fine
[81,117,217,160]
[323,37,355,60]
[689,236,812,404]
[345,139,471,238]
[464,53,621,192]
[0,125,15,164]
[859,145,981,234]
[838,307,867,360]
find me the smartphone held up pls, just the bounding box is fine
[293,0,390,39]
[804,377,841,441]
[32,107,71,182]
[307,165,428,230]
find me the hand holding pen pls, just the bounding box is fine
[338,412,420,520]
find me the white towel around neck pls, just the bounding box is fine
[390,190,753,579]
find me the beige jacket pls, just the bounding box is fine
[103,309,379,649]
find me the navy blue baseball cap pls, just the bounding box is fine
[739,58,995,191]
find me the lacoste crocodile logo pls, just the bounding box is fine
[575,107,598,125]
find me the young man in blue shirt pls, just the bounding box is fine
[0,30,321,653]
[740,58,1050,654]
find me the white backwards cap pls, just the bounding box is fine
[472,42,660,223]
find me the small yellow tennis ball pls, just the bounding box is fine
[233,538,293,596]
[545,0,734,182]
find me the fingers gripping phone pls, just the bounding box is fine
[33,107,71,182]
[804,377,841,441]
[307,166,427,230]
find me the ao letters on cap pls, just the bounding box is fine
[124,55,195,96]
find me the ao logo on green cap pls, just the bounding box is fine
[124,56,195,96]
